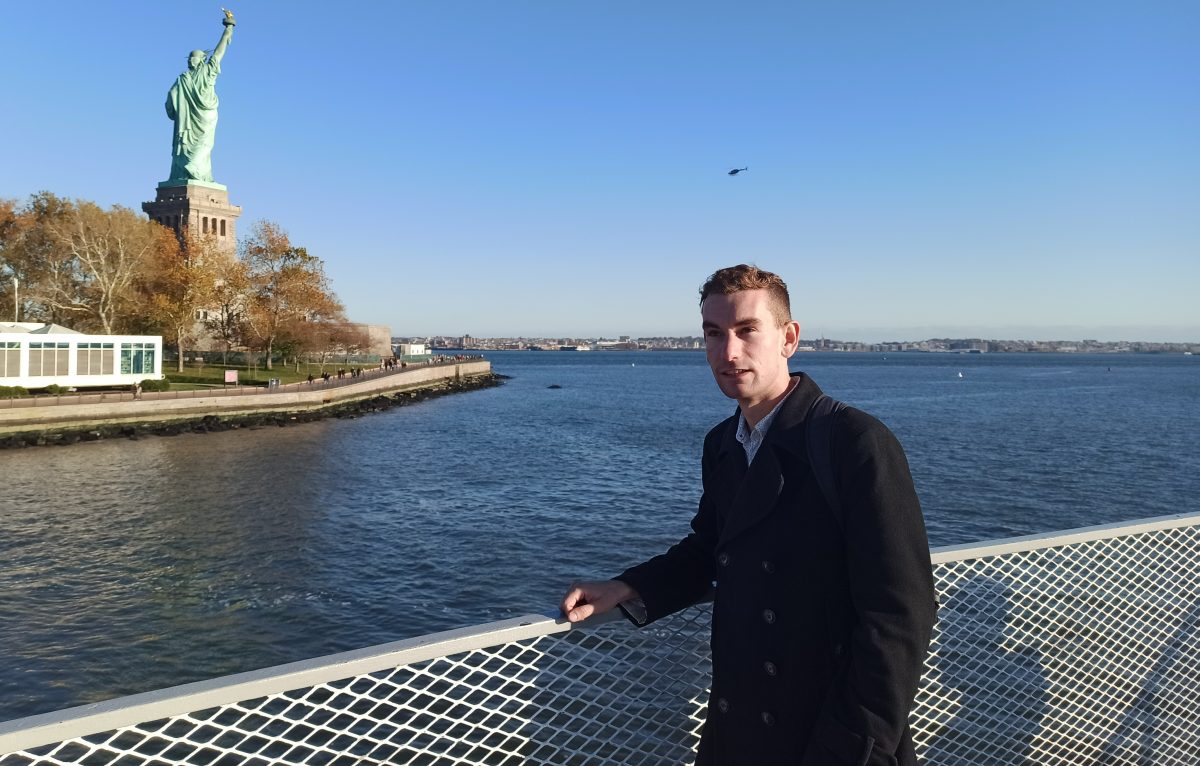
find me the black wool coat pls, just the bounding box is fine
[618,373,935,766]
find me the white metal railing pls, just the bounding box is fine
[1,512,1197,766]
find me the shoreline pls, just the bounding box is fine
[0,366,503,450]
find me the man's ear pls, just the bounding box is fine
[782,321,801,357]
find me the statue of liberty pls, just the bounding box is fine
[164,9,236,185]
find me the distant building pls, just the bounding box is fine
[395,343,428,358]
[0,323,163,389]
[355,324,393,357]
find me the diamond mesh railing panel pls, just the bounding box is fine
[0,610,712,766]
[914,519,1200,765]
[2,514,1197,766]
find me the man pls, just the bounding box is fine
[561,265,935,765]
[164,11,236,184]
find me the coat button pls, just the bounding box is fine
[762,609,776,624]
[764,661,777,676]
[717,698,730,713]
[717,553,731,567]
[761,712,776,726]
[761,560,776,574]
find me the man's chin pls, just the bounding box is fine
[714,378,749,401]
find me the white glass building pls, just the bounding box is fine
[0,323,163,389]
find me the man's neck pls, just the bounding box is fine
[740,375,796,429]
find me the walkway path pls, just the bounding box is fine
[0,358,493,435]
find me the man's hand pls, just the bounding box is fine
[560,579,638,623]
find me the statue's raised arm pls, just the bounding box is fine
[163,10,237,185]
[213,8,236,66]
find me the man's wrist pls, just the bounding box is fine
[612,579,638,603]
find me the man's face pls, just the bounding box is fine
[702,289,799,410]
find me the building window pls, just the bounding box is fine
[203,216,209,234]
[194,309,211,321]
[220,219,226,236]
[121,342,156,375]
[28,342,69,376]
[1,342,19,378]
[76,342,115,376]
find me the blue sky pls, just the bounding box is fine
[2,1,1197,342]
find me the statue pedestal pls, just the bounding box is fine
[157,179,227,191]
[142,182,242,258]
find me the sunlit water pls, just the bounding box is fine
[1,351,1196,721]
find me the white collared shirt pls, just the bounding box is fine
[735,377,800,464]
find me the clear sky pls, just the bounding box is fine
[2,1,1197,342]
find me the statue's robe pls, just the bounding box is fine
[166,57,221,183]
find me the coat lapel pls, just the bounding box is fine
[718,443,785,546]
[715,372,825,547]
[710,411,748,525]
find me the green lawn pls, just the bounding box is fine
[165,362,375,388]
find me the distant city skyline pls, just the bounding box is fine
[2,2,1197,343]
[418,332,1197,349]
[423,325,1199,345]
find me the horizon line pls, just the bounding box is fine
[400,334,1199,346]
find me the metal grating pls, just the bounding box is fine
[915,518,1200,765]
[2,513,1197,766]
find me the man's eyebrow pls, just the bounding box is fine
[702,317,761,330]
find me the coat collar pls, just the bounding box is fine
[761,371,826,458]
[714,371,826,547]
[714,371,825,462]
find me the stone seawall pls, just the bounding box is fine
[0,361,498,448]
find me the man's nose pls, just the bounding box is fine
[722,334,742,361]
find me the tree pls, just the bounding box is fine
[241,220,344,370]
[0,192,74,324]
[45,201,175,334]
[0,198,21,319]
[286,319,369,371]
[205,255,251,364]
[140,231,217,372]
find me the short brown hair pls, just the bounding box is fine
[699,264,792,326]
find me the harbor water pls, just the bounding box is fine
[0,350,1196,722]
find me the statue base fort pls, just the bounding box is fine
[142,181,242,258]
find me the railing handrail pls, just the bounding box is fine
[929,510,1200,564]
[0,612,614,753]
[1,510,1196,756]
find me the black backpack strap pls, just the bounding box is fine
[805,393,848,533]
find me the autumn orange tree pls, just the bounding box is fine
[204,254,251,364]
[285,320,371,371]
[241,220,344,370]
[0,192,76,325]
[4,195,352,368]
[140,231,222,372]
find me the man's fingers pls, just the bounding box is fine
[561,580,629,622]
[565,602,595,623]
[560,586,585,615]
[562,584,603,622]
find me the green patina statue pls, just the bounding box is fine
[164,9,237,186]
